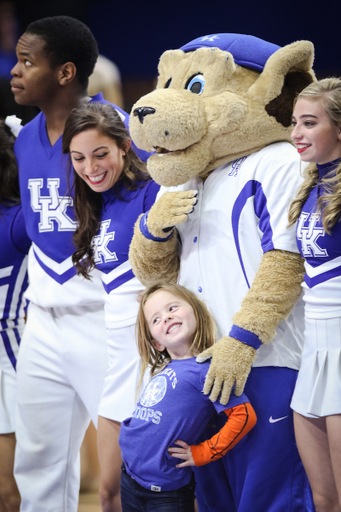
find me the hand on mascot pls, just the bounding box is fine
[197,336,257,404]
[146,190,197,239]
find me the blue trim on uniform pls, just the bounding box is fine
[13,327,21,347]
[33,248,76,284]
[229,325,262,349]
[140,212,173,242]
[0,272,11,322]
[14,264,28,326]
[180,34,281,72]
[102,269,135,294]
[1,330,17,370]
[0,262,26,326]
[231,180,273,288]
[304,264,341,289]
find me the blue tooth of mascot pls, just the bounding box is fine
[129,33,316,512]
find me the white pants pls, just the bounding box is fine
[98,325,150,422]
[0,325,23,433]
[14,302,108,512]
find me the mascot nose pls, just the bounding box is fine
[133,107,156,124]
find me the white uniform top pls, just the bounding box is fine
[160,142,304,369]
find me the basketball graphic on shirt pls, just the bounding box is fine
[140,376,167,407]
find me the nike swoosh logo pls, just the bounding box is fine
[269,415,289,423]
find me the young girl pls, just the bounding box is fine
[119,283,257,512]
[288,77,341,512]
[0,117,30,512]
[62,102,159,511]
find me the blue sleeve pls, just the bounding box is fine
[213,389,250,415]
[10,206,31,255]
[144,181,161,212]
[254,183,275,253]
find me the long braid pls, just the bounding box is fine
[318,161,341,233]
[288,163,318,226]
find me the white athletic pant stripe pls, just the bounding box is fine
[14,302,108,512]
[0,325,22,433]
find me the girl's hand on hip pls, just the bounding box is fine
[168,440,195,467]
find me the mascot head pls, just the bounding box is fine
[130,33,315,187]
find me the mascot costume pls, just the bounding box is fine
[129,34,315,511]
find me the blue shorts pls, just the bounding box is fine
[193,367,315,512]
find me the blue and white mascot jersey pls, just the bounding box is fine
[157,32,313,512]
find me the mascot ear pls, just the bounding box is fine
[248,40,315,127]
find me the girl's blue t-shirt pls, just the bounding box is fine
[119,357,249,492]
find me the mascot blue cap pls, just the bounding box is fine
[180,33,281,72]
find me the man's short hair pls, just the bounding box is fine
[26,16,98,88]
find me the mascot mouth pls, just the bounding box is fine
[152,142,196,155]
[152,146,173,154]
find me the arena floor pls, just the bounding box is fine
[78,492,101,512]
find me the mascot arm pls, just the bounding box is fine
[129,190,197,287]
[198,249,305,404]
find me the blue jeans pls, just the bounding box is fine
[120,465,195,512]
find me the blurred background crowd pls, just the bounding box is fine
[1,0,340,121]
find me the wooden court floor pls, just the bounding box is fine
[78,492,101,512]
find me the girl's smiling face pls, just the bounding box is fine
[70,128,130,192]
[291,97,341,165]
[144,290,197,360]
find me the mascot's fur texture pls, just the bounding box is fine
[129,34,315,404]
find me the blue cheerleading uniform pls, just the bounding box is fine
[157,142,314,511]
[292,158,341,417]
[95,179,160,422]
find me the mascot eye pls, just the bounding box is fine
[164,78,172,88]
[185,74,205,95]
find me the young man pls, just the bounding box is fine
[11,16,141,512]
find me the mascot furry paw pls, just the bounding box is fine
[129,33,316,512]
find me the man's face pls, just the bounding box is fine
[11,32,60,108]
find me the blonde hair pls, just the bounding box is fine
[136,283,216,393]
[288,77,341,234]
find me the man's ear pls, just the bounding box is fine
[58,62,77,86]
[151,339,165,352]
